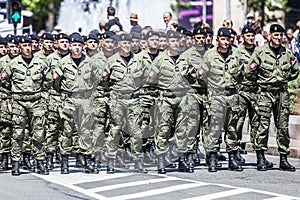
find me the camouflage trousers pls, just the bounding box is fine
[254,89,290,154]
[60,96,94,156]
[106,94,143,161]
[0,97,12,154]
[237,90,259,146]
[203,93,239,153]
[155,95,189,156]
[11,97,46,161]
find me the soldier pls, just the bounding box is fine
[1,36,50,176]
[34,33,54,60]
[139,33,148,50]
[186,30,193,49]
[0,37,7,58]
[44,33,70,170]
[131,32,142,54]
[53,32,100,174]
[180,27,209,169]
[245,24,298,171]
[29,34,40,54]
[158,32,168,51]
[203,28,214,49]
[105,33,147,174]
[148,30,191,174]
[177,26,188,53]
[200,27,243,172]
[85,34,100,58]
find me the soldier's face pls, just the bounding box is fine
[186,36,193,48]
[243,33,255,45]
[206,33,213,45]
[147,36,159,49]
[86,39,99,51]
[58,39,69,51]
[119,40,131,54]
[43,40,54,51]
[102,39,114,52]
[179,35,186,46]
[270,32,283,46]
[140,40,148,50]
[7,43,19,57]
[131,39,140,52]
[217,36,230,49]
[0,45,7,56]
[19,43,32,57]
[159,37,168,50]
[168,38,179,52]
[194,34,206,47]
[31,40,39,51]
[70,42,84,55]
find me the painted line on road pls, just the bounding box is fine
[263,196,300,200]
[87,176,179,193]
[108,183,207,200]
[183,188,252,200]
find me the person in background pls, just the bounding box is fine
[129,13,142,34]
[286,26,299,57]
[163,11,174,32]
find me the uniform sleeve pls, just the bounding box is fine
[197,52,209,84]
[0,60,12,91]
[52,61,64,92]
[245,49,260,82]
[287,51,299,81]
[146,58,160,87]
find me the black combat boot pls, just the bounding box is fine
[11,161,20,176]
[61,156,69,174]
[22,153,35,172]
[94,154,101,169]
[46,153,54,170]
[134,160,148,173]
[240,142,247,154]
[165,150,177,168]
[106,159,115,174]
[157,155,166,174]
[75,153,85,168]
[235,150,245,164]
[85,155,99,174]
[36,160,49,175]
[217,150,226,161]
[115,152,129,169]
[124,144,132,162]
[143,145,156,164]
[256,150,267,171]
[279,154,296,172]
[185,153,195,173]
[0,153,9,172]
[207,152,217,172]
[55,147,61,164]
[228,151,243,171]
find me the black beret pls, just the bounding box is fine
[82,35,87,42]
[130,31,141,39]
[102,31,115,39]
[228,28,237,36]
[0,37,7,45]
[69,32,84,44]
[41,33,54,41]
[29,34,40,41]
[193,27,206,36]
[87,34,99,42]
[184,30,193,37]
[6,35,18,44]
[119,33,132,41]
[159,32,167,38]
[140,33,146,40]
[270,24,285,33]
[18,36,32,43]
[203,27,214,35]
[176,26,187,35]
[217,27,231,37]
[56,33,70,41]
[241,27,255,34]
[145,31,160,39]
[166,30,180,38]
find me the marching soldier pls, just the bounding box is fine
[53,33,100,174]
[200,28,243,172]
[1,36,50,176]
[245,24,298,171]
[29,34,40,54]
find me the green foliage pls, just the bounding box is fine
[22,0,62,20]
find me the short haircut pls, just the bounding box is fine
[107,7,115,16]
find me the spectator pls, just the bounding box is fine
[129,13,142,34]
[99,20,106,33]
[244,13,257,28]
[163,11,174,31]
[104,6,123,32]
[286,26,299,57]
[222,19,233,28]
[254,25,264,47]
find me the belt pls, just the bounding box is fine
[48,89,61,96]
[12,93,41,101]
[239,85,258,92]
[111,91,139,99]
[139,88,159,96]
[0,92,11,99]
[161,90,187,97]
[194,88,207,95]
[259,83,287,92]
[212,88,237,96]
[63,90,93,99]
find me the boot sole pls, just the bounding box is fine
[279,168,296,172]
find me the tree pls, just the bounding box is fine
[22,0,62,32]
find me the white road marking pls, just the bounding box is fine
[183,188,252,200]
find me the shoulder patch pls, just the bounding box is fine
[290,57,296,65]
[1,70,8,79]
[250,61,257,69]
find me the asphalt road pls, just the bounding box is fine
[0,152,299,200]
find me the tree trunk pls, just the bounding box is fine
[47,1,55,31]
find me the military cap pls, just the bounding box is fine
[241,27,255,34]
[166,30,180,38]
[102,31,115,39]
[203,27,214,35]
[184,30,193,37]
[69,32,84,44]
[140,33,146,40]
[87,34,99,42]
[176,26,187,35]
[56,33,70,41]
[6,35,18,44]
[41,32,54,41]
[82,35,87,42]
[29,34,40,41]
[119,33,132,41]
[131,31,141,39]
[270,24,285,33]
[217,27,231,37]
[159,32,167,38]
[145,31,160,39]
[193,27,206,36]
[228,28,237,36]
[18,35,32,43]
[0,37,7,45]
